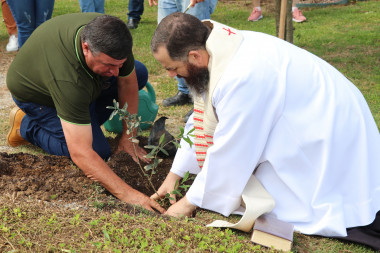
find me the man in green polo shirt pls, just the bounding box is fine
[6,13,165,213]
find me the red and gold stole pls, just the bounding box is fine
[193,20,243,168]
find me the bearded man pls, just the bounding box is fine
[150,12,380,249]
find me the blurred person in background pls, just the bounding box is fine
[127,0,144,29]
[6,0,55,47]
[1,0,18,51]
[248,0,306,22]
[78,0,105,13]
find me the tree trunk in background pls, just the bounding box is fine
[275,0,294,43]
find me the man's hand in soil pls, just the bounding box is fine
[150,172,182,204]
[165,196,196,217]
[116,133,150,164]
[127,188,166,213]
[115,71,150,164]
[61,120,164,213]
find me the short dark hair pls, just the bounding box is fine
[81,15,132,60]
[151,12,211,61]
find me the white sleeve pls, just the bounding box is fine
[185,62,284,216]
[170,114,201,177]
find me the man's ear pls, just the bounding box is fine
[188,50,204,66]
[82,41,90,57]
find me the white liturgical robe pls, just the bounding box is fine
[170,30,380,237]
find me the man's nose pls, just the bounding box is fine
[110,67,119,76]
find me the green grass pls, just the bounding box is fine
[0,0,379,252]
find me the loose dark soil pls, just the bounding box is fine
[0,136,176,210]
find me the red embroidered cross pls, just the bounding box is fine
[223,27,236,36]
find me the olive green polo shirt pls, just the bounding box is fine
[6,13,135,124]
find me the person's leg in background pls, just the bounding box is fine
[292,0,306,23]
[93,0,105,13]
[248,0,262,22]
[6,0,35,47]
[184,0,214,20]
[162,77,192,107]
[157,0,192,107]
[78,0,95,12]
[209,0,217,15]
[127,0,144,29]
[34,0,55,28]
[158,0,192,107]
[157,0,217,27]
[157,0,177,24]
[1,0,18,51]
[247,0,306,23]
[6,0,54,47]
[78,0,104,13]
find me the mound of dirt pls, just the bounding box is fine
[0,136,177,208]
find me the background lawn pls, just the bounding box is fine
[0,0,379,252]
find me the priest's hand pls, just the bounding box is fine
[165,196,197,217]
[150,172,181,204]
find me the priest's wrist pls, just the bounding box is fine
[183,196,197,213]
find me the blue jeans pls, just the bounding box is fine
[6,0,55,47]
[157,0,217,23]
[128,0,144,21]
[176,77,188,94]
[157,0,217,95]
[13,60,148,160]
[78,0,105,13]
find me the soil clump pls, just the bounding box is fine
[0,136,178,210]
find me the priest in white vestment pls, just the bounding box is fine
[150,12,380,240]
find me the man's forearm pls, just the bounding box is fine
[117,74,139,116]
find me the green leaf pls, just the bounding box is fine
[183,136,193,148]
[187,127,195,134]
[153,158,162,167]
[180,185,190,191]
[165,193,174,201]
[144,164,153,171]
[145,152,155,159]
[112,99,118,107]
[159,147,169,156]
[103,228,110,241]
[174,179,179,189]
[159,133,166,145]
[171,190,181,196]
[182,171,190,182]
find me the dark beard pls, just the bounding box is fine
[182,63,210,97]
